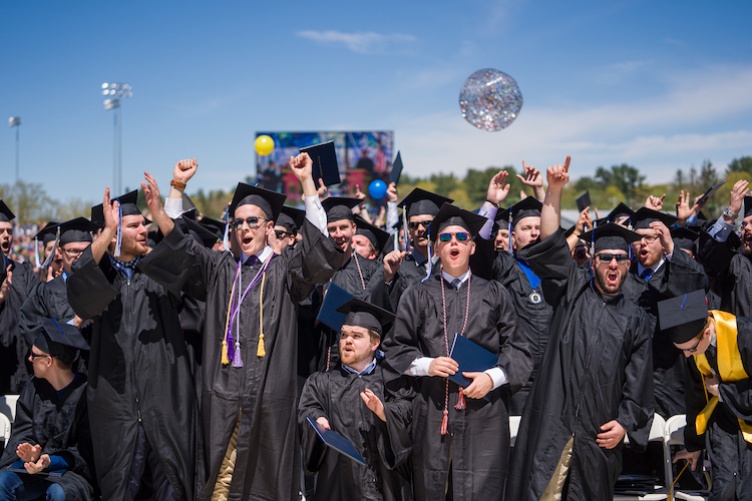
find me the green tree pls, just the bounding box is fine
[727,156,752,176]
[594,164,645,204]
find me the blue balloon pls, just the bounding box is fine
[368,180,387,199]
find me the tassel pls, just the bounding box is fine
[257,333,266,357]
[34,237,41,269]
[440,409,449,435]
[221,338,230,365]
[232,341,244,368]
[454,388,466,410]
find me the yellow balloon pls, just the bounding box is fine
[254,135,274,156]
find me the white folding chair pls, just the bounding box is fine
[0,394,19,422]
[614,414,668,500]
[664,414,708,501]
[0,413,11,451]
[509,415,521,447]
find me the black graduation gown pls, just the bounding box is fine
[299,364,413,501]
[66,249,196,500]
[19,275,90,374]
[622,248,708,418]
[683,317,752,500]
[489,249,554,415]
[0,259,40,394]
[140,219,345,501]
[381,273,532,499]
[0,375,95,501]
[314,252,382,372]
[697,231,752,318]
[507,229,655,501]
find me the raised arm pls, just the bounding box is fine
[540,156,570,241]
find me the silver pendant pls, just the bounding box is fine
[529,291,542,304]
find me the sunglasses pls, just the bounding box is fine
[230,216,267,229]
[438,232,470,243]
[274,229,292,239]
[408,219,433,230]
[595,253,630,264]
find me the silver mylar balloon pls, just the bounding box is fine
[459,69,523,131]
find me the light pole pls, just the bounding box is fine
[8,116,20,183]
[101,82,132,195]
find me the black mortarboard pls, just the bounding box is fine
[300,141,341,186]
[337,297,395,337]
[429,203,488,241]
[497,197,542,228]
[114,190,141,217]
[398,188,453,218]
[671,227,699,253]
[184,217,220,248]
[696,179,726,208]
[276,206,306,234]
[34,318,90,365]
[581,222,642,253]
[658,290,708,344]
[316,283,354,332]
[744,196,752,219]
[576,191,591,213]
[632,207,678,230]
[182,193,197,217]
[0,200,15,223]
[595,202,635,227]
[321,197,361,223]
[493,207,509,230]
[35,222,60,245]
[90,203,104,228]
[354,216,390,255]
[390,151,404,185]
[198,217,226,240]
[58,217,97,246]
[229,182,286,221]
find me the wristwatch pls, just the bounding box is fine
[722,207,738,221]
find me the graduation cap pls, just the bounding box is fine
[696,179,726,208]
[493,207,509,231]
[632,207,678,230]
[428,203,488,241]
[300,140,340,186]
[0,200,15,223]
[182,193,197,217]
[58,217,97,246]
[336,297,395,337]
[497,197,542,228]
[353,216,390,255]
[321,197,361,223]
[657,290,708,344]
[34,318,90,366]
[744,196,752,219]
[671,227,699,253]
[398,188,453,218]
[390,151,404,185]
[576,191,591,213]
[277,206,306,234]
[581,222,642,253]
[229,182,286,221]
[184,217,221,248]
[90,203,104,228]
[198,216,226,241]
[595,202,635,227]
[114,190,141,217]
[34,222,60,246]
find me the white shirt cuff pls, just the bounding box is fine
[405,357,433,376]
[164,197,183,219]
[304,196,328,236]
[485,367,508,390]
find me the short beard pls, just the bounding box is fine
[594,268,626,296]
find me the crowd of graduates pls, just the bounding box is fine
[1,153,752,500]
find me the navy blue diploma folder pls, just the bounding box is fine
[306,416,367,466]
[300,141,341,187]
[448,333,498,388]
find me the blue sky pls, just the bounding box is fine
[1,0,751,206]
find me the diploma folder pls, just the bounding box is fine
[448,333,498,388]
[300,141,341,187]
[306,416,367,466]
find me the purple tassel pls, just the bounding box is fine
[232,342,244,368]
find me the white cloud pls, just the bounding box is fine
[295,30,417,54]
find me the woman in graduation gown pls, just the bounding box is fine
[381,203,532,500]
[139,154,346,500]
[299,298,413,501]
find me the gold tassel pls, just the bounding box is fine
[257,272,267,358]
[221,277,238,366]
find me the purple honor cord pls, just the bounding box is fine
[225,253,275,367]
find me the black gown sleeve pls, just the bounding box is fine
[518,228,582,309]
[298,372,331,474]
[67,248,119,319]
[376,373,413,470]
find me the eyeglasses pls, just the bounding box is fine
[230,217,267,229]
[638,234,659,243]
[438,232,470,243]
[274,229,293,239]
[680,333,704,353]
[595,253,630,264]
[62,248,85,258]
[408,219,433,230]
[29,351,49,360]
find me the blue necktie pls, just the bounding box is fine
[641,268,653,282]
